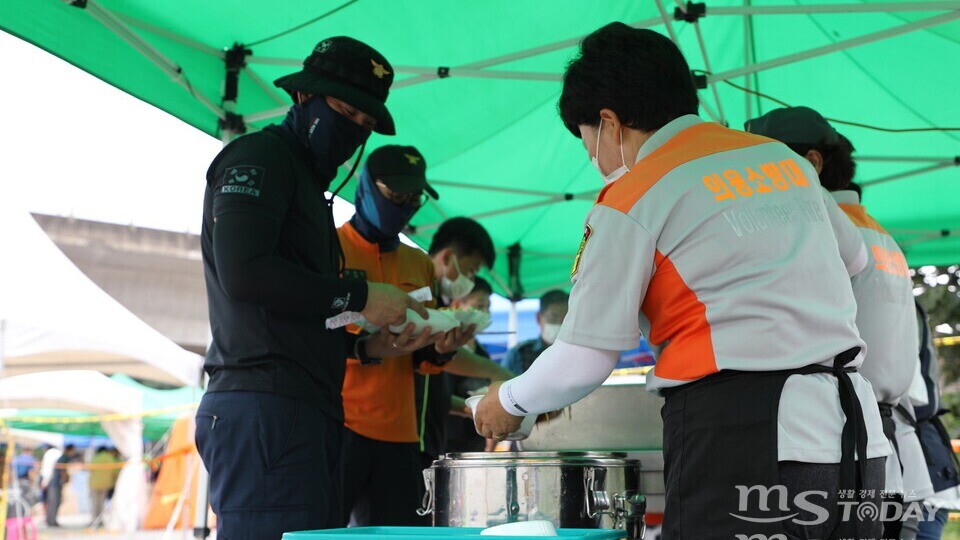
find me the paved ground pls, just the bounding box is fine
[29,515,213,540]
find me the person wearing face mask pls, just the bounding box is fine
[474,23,890,540]
[502,290,569,376]
[414,218,511,469]
[338,147,511,526]
[747,107,936,538]
[445,277,501,453]
[197,37,431,540]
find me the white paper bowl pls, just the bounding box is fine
[481,520,558,536]
[388,308,461,335]
[447,309,493,332]
[466,395,537,441]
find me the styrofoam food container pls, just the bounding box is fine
[446,309,493,331]
[388,308,461,335]
[481,520,558,536]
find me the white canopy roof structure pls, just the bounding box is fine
[0,370,142,413]
[0,192,203,386]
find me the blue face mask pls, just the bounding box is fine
[350,167,419,251]
[280,96,370,183]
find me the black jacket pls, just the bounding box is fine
[201,126,367,421]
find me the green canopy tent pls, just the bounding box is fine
[1,0,958,299]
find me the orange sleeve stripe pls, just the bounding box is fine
[642,251,718,381]
[838,204,889,235]
[599,123,777,214]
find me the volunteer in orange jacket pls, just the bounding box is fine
[337,145,505,527]
[747,107,935,537]
[474,23,888,539]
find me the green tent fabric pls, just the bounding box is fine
[2,1,958,297]
[6,375,202,440]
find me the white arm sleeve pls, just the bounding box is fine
[821,188,868,276]
[497,339,620,416]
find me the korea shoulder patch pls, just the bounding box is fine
[343,268,367,281]
[220,165,265,197]
[571,225,592,277]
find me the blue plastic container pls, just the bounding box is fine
[282,527,626,540]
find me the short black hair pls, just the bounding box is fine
[559,23,699,137]
[470,276,493,296]
[849,181,863,200]
[428,217,496,268]
[539,289,569,314]
[65,444,76,452]
[787,134,857,191]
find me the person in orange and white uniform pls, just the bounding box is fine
[474,23,889,540]
[338,145,510,527]
[747,107,935,538]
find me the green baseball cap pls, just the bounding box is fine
[366,145,439,200]
[274,36,396,135]
[744,106,840,145]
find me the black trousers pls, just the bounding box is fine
[340,429,424,527]
[196,391,342,540]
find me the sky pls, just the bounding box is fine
[0,30,365,234]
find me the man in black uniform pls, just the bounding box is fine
[196,37,433,540]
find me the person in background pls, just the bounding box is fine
[475,23,888,540]
[196,36,425,540]
[13,446,38,505]
[89,446,119,526]
[502,289,569,375]
[14,446,36,480]
[39,445,62,523]
[445,277,498,453]
[747,107,935,538]
[337,144,475,527]
[44,444,76,528]
[911,300,960,540]
[417,217,513,468]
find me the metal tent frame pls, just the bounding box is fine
[48,3,960,534]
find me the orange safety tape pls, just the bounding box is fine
[53,445,195,471]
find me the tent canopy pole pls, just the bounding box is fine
[709,10,960,83]
[860,160,958,187]
[69,0,225,119]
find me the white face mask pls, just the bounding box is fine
[590,119,630,185]
[541,323,562,345]
[440,255,475,302]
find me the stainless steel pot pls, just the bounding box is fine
[518,380,666,513]
[418,451,646,539]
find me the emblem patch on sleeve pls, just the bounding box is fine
[220,165,265,197]
[343,268,368,281]
[571,225,592,277]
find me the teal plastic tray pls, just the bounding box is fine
[283,527,626,540]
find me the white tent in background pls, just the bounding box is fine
[0,370,147,532]
[0,192,203,386]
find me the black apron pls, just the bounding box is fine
[661,347,871,539]
[877,403,905,540]
[898,404,960,489]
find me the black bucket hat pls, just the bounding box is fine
[274,36,396,135]
[366,145,439,200]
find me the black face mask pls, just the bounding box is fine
[280,96,370,184]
